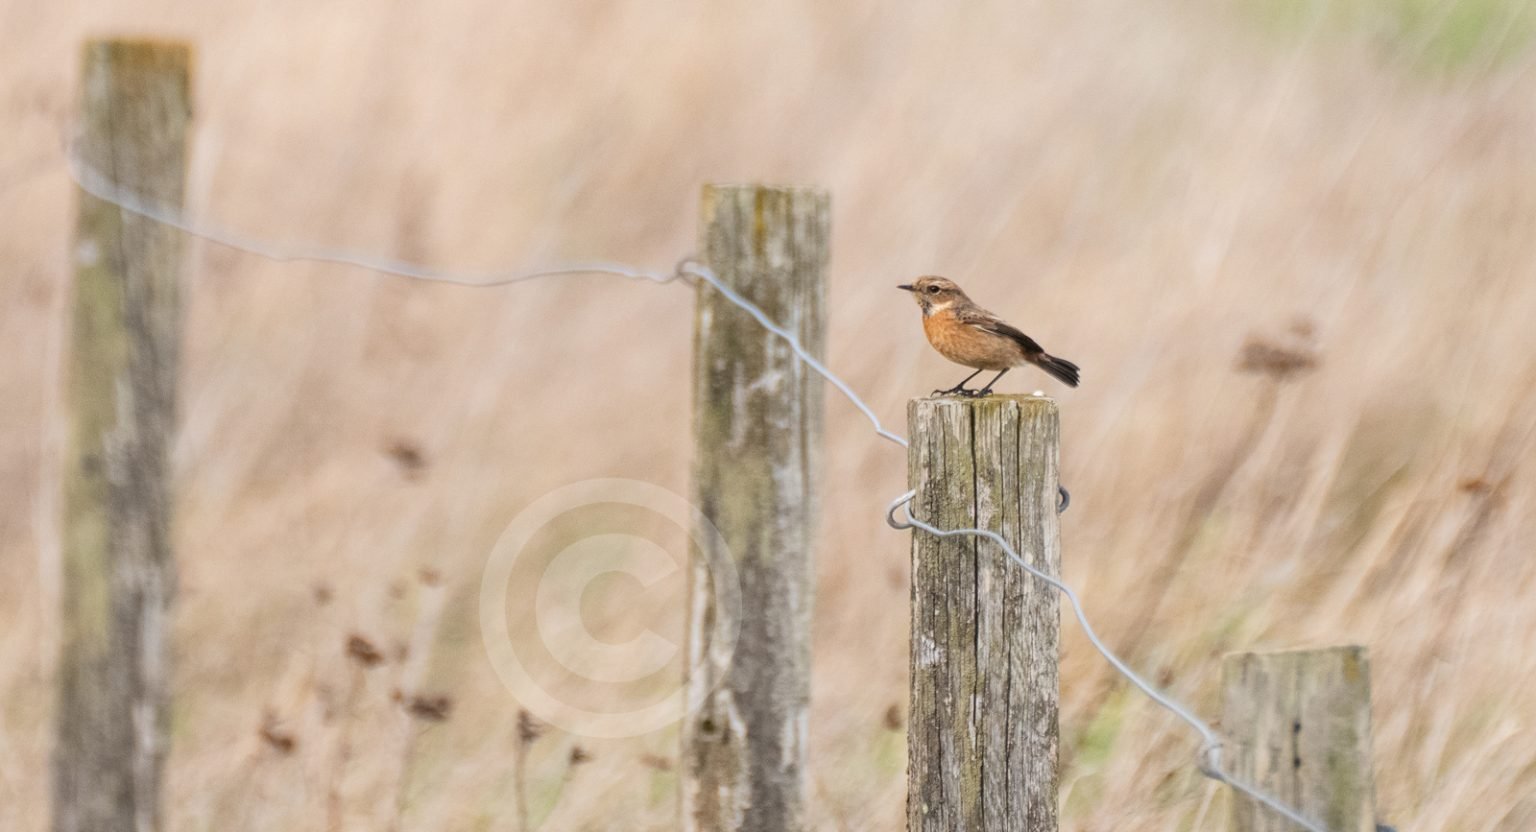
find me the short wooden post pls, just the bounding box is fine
[1222,646,1378,832]
[54,39,191,832]
[907,396,1061,831]
[682,185,828,832]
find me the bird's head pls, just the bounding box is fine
[898,276,967,314]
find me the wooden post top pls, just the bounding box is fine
[912,393,1059,404]
[908,394,1061,420]
[83,38,194,63]
[1225,644,1369,662]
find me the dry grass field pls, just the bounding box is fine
[4,0,1536,829]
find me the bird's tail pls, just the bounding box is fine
[1035,353,1081,388]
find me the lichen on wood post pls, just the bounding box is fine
[906,395,1061,832]
[683,185,828,832]
[1222,646,1379,832]
[54,39,191,832]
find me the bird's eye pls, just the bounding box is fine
[926,285,941,294]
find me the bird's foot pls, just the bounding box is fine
[933,386,971,397]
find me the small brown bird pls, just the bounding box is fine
[899,276,1080,396]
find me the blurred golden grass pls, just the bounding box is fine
[4,0,1536,829]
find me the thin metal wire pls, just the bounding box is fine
[66,150,681,288]
[62,147,1328,831]
[884,490,1217,744]
[885,490,1327,832]
[66,150,913,448]
[678,260,909,449]
[1207,767,1332,832]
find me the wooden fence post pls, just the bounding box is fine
[907,396,1061,831]
[682,185,828,831]
[54,39,191,832]
[1222,646,1379,832]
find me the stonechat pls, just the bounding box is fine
[899,276,1080,396]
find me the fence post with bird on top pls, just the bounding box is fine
[682,184,828,832]
[906,394,1062,831]
[1222,645,1383,832]
[55,38,192,832]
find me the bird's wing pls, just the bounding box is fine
[957,307,1044,355]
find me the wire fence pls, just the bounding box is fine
[64,147,1329,832]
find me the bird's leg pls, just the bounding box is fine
[934,368,984,396]
[972,369,1010,397]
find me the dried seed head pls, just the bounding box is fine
[1236,335,1319,381]
[517,710,544,745]
[384,438,429,480]
[405,694,454,722]
[1459,477,1492,494]
[258,711,297,754]
[638,753,673,772]
[345,634,385,668]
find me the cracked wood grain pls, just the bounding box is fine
[1223,646,1378,832]
[55,39,191,832]
[907,396,1060,831]
[683,184,828,832]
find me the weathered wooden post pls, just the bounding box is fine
[54,39,191,832]
[1222,646,1379,832]
[906,395,1061,831]
[682,185,827,831]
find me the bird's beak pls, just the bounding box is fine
[896,284,914,292]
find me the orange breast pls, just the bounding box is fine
[922,310,1021,370]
